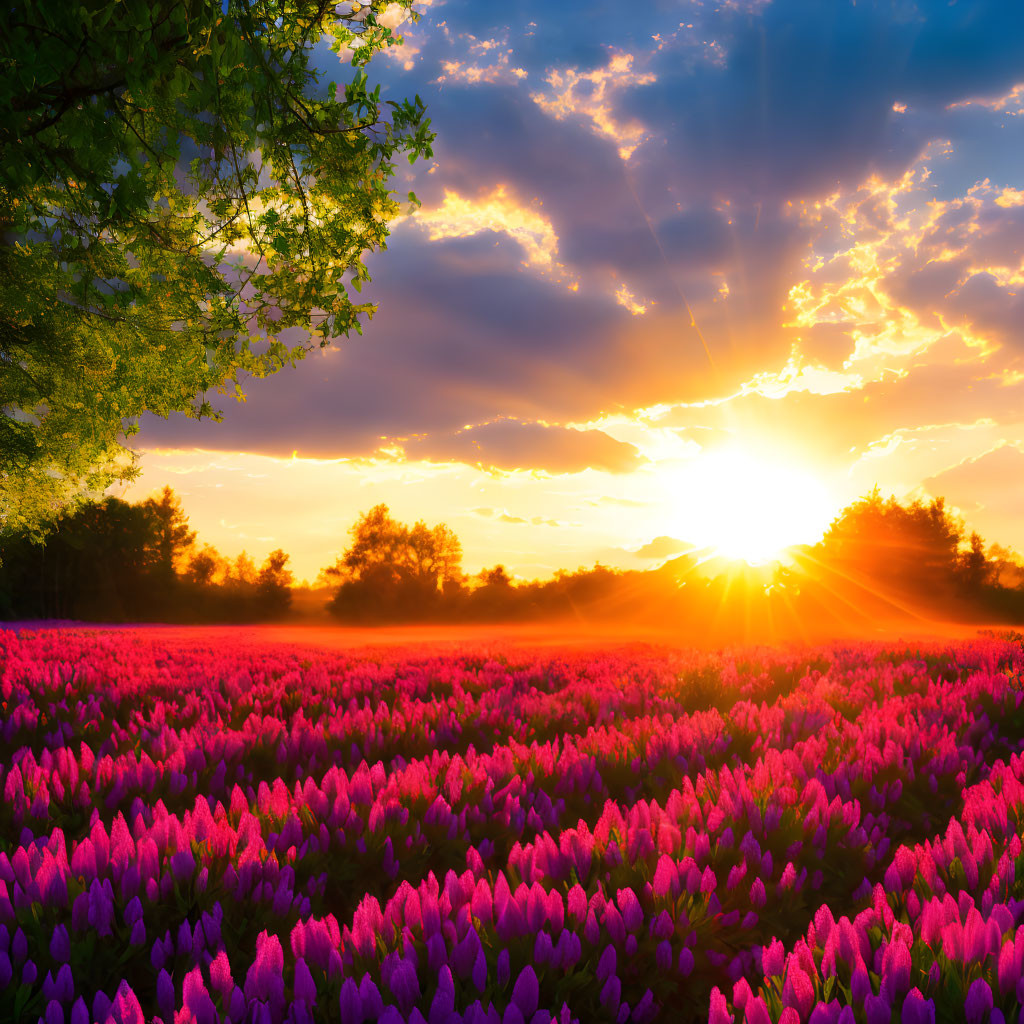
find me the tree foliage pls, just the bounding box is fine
[0,487,294,621]
[323,503,463,619]
[0,0,433,537]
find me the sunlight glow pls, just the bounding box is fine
[671,448,837,564]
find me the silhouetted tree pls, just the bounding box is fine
[141,486,196,580]
[323,505,464,621]
[185,545,224,587]
[0,488,296,622]
[257,549,295,617]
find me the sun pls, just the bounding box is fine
[672,447,837,565]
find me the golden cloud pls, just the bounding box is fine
[946,82,1024,114]
[777,144,1024,392]
[412,185,573,280]
[614,283,650,316]
[529,51,656,161]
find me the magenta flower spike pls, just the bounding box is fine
[108,979,145,1024]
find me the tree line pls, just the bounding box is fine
[0,488,292,622]
[3,485,1024,627]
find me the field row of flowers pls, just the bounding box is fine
[1,627,1024,1023]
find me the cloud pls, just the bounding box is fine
[948,82,1024,115]
[529,50,657,160]
[401,418,645,474]
[614,283,649,316]
[922,444,1024,541]
[628,536,695,561]
[435,42,528,85]
[780,156,1024,388]
[140,0,1024,546]
[410,185,575,283]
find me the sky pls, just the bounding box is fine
[125,0,1024,583]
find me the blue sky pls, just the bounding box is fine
[129,0,1024,580]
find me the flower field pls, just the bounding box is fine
[3,628,1024,1023]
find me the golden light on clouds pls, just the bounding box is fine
[946,82,1024,113]
[614,283,649,315]
[778,149,1019,391]
[529,51,656,160]
[436,50,528,85]
[412,185,566,273]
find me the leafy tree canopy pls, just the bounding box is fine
[0,0,433,538]
[324,502,463,589]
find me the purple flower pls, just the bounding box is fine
[864,994,891,1024]
[44,998,63,1024]
[656,940,672,971]
[965,978,994,1024]
[294,957,317,1006]
[600,975,622,1017]
[678,949,695,976]
[359,975,384,1019]
[473,946,488,992]
[388,959,420,1014]
[597,944,617,983]
[49,925,70,964]
[86,878,113,937]
[428,966,455,1024]
[0,952,10,990]
[70,998,88,1024]
[55,963,74,1003]
[91,991,111,1023]
[177,919,193,956]
[339,978,363,1024]
[511,966,539,1019]
[902,989,936,1024]
[11,928,26,966]
[502,1005,526,1024]
[156,968,175,1021]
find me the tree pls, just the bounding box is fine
[0,0,434,538]
[329,503,410,584]
[323,504,464,620]
[958,531,994,591]
[141,486,196,578]
[257,548,294,616]
[407,520,463,589]
[479,565,513,588]
[185,544,225,587]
